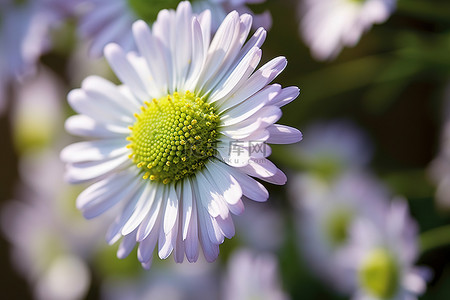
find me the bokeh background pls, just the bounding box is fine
[1,0,450,299]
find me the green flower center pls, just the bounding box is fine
[127,0,182,23]
[325,209,353,247]
[359,248,400,299]
[128,91,219,184]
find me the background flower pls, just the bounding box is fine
[0,0,75,113]
[290,171,388,294]
[222,249,289,300]
[345,199,430,300]
[298,0,396,61]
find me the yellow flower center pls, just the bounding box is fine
[127,91,219,184]
[325,209,352,247]
[359,248,400,299]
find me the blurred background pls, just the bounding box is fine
[1,0,450,299]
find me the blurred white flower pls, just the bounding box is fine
[346,199,430,300]
[75,0,271,57]
[101,258,219,300]
[298,0,396,61]
[290,171,388,294]
[10,66,64,152]
[0,0,74,113]
[428,121,450,210]
[428,86,450,210]
[222,249,289,300]
[61,1,301,269]
[1,149,111,300]
[66,41,112,87]
[234,200,286,252]
[294,120,373,180]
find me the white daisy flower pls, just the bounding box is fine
[222,249,289,300]
[61,1,302,269]
[76,0,271,57]
[298,0,396,61]
[0,0,74,112]
[346,199,430,300]
[290,171,388,294]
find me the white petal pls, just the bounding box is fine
[216,139,250,168]
[185,181,200,262]
[195,11,241,92]
[266,124,303,144]
[152,9,175,92]
[217,56,286,115]
[205,160,242,205]
[163,185,179,234]
[215,214,235,239]
[117,229,137,259]
[173,216,185,263]
[201,13,253,94]
[184,17,206,90]
[173,2,193,88]
[220,106,281,139]
[228,198,245,215]
[239,158,278,178]
[121,183,158,235]
[81,75,141,114]
[197,9,211,49]
[132,20,169,96]
[220,84,281,126]
[268,86,300,107]
[76,169,139,219]
[141,259,153,270]
[60,139,129,164]
[65,115,129,138]
[105,182,148,244]
[181,178,193,240]
[67,89,132,125]
[196,170,229,218]
[198,223,219,263]
[137,185,164,241]
[158,214,178,259]
[137,224,159,264]
[198,203,224,245]
[258,168,288,185]
[65,154,130,184]
[225,167,269,202]
[104,43,149,101]
[209,46,261,104]
[236,27,267,65]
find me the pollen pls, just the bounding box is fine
[128,91,219,184]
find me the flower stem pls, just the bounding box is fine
[420,224,450,254]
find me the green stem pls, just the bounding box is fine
[420,224,450,254]
[397,0,450,23]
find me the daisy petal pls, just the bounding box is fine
[266,124,303,144]
[60,139,129,164]
[65,115,129,138]
[104,43,149,101]
[65,154,130,184]
[76,170,139,219]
